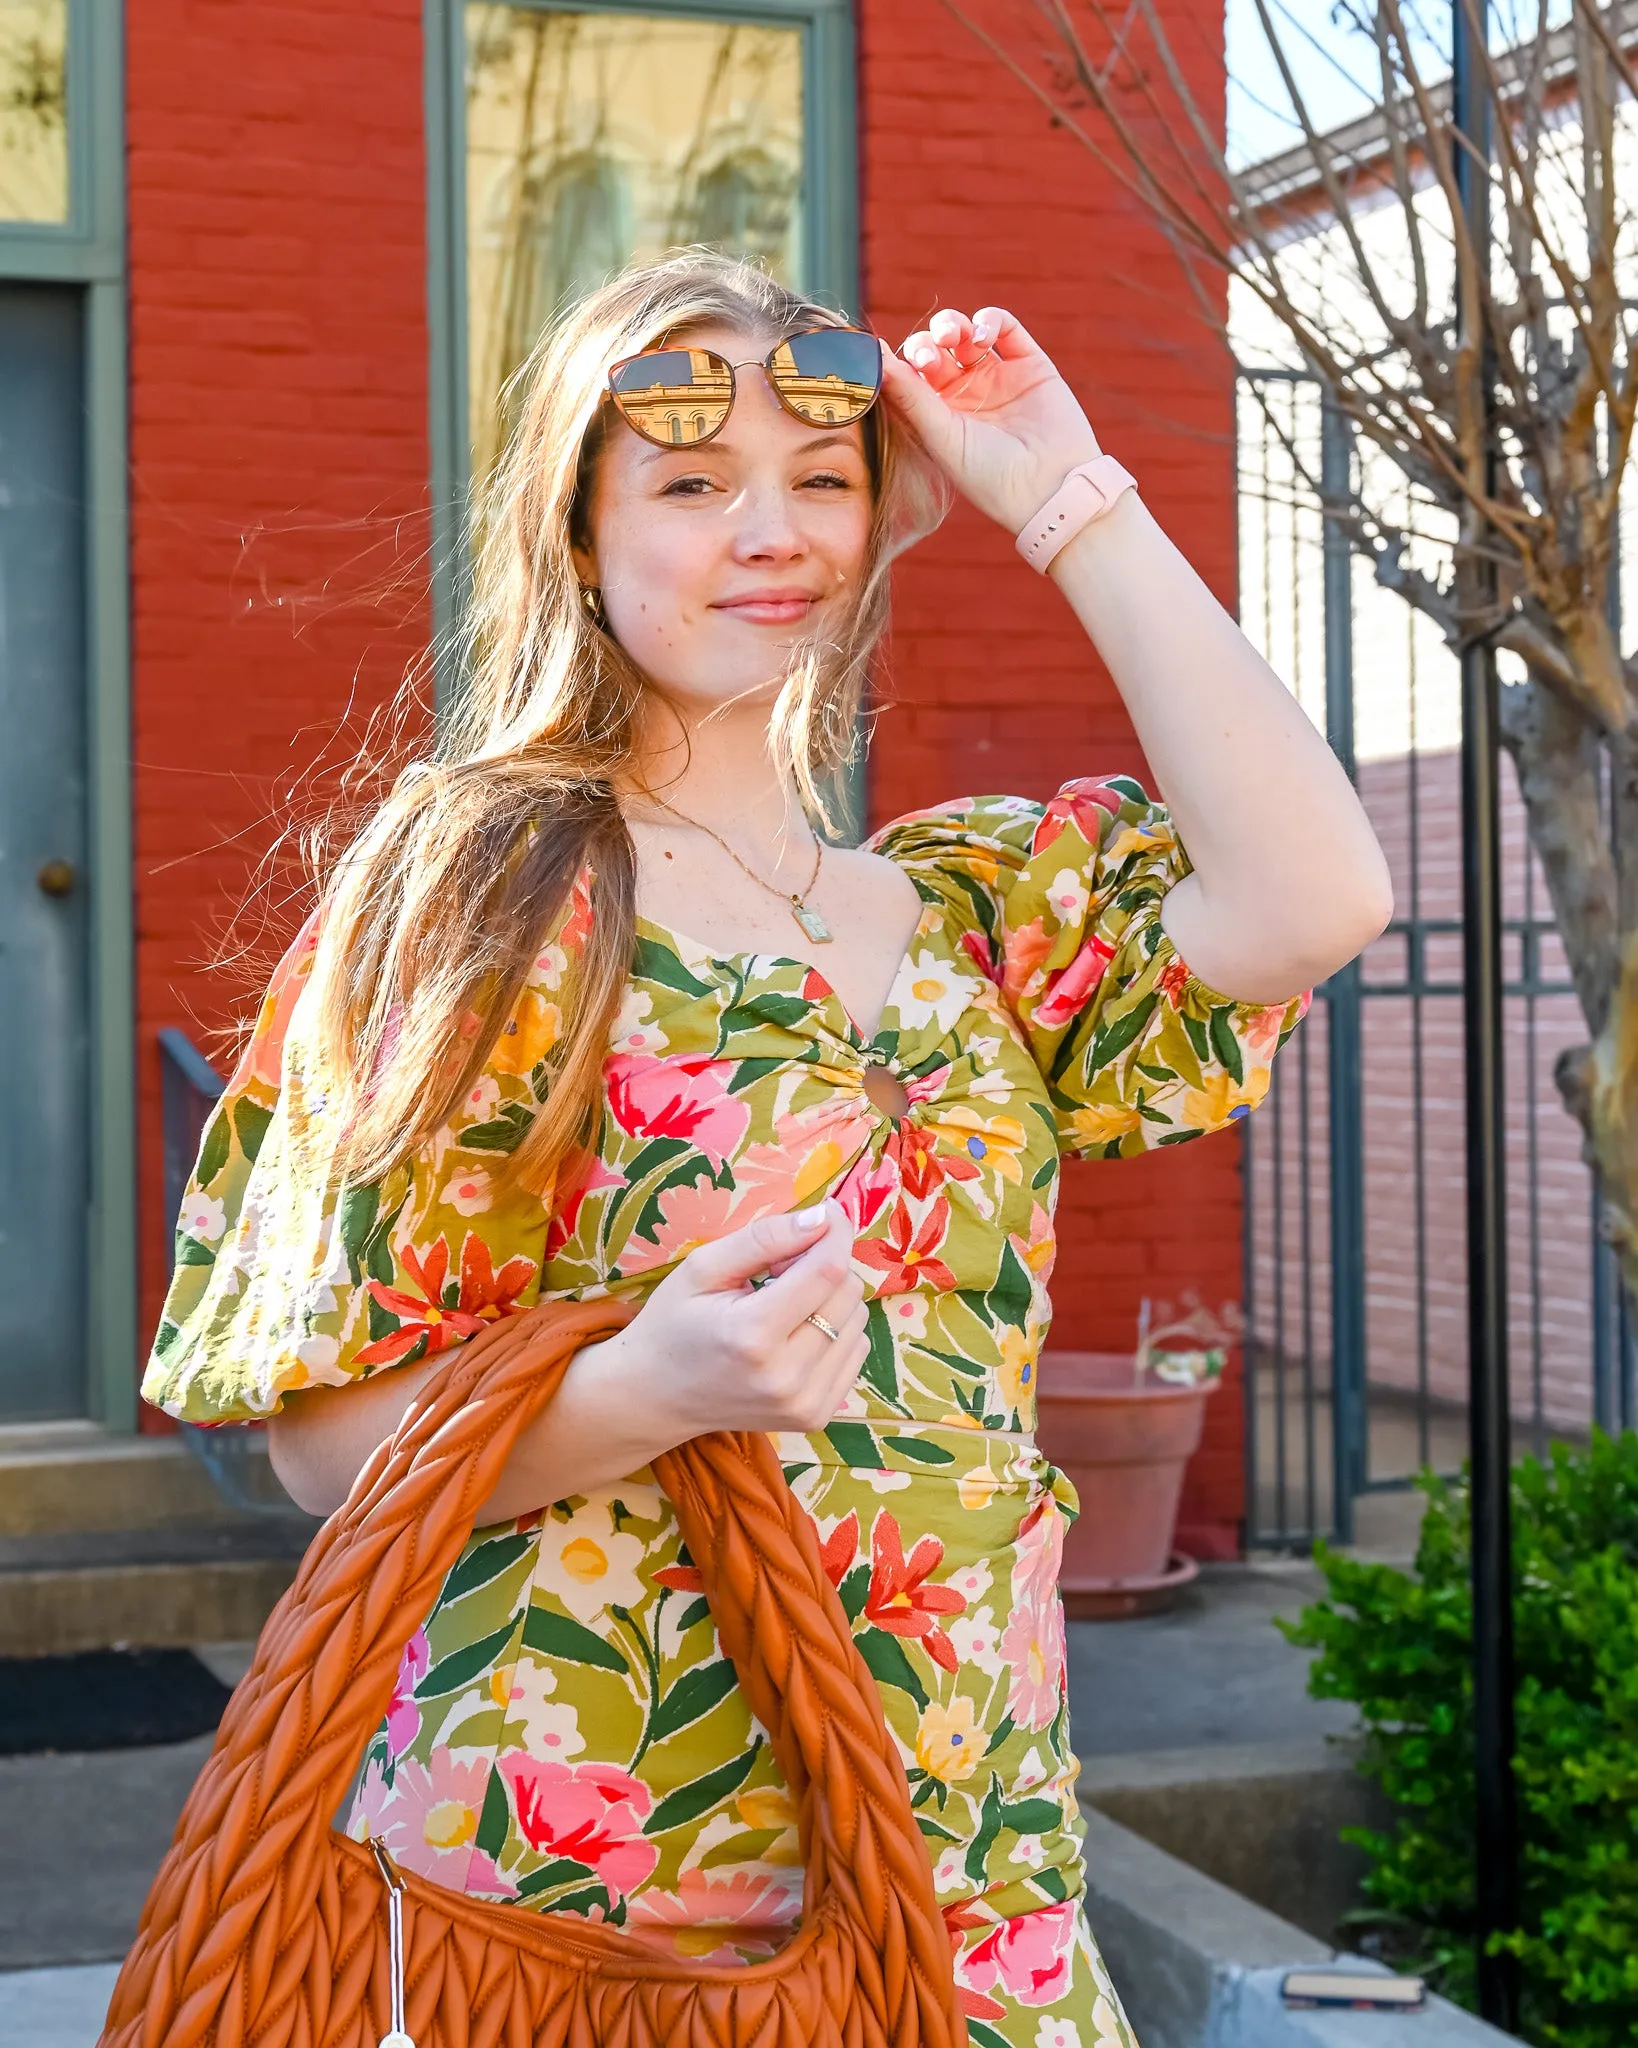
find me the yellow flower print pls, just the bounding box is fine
[1104,816,1175,864]
[959,1461,999,1510]
[793,1139,847,1206]
[737,1784,802,1864]
[925,1106,1029,1186]
[1065,1100,1143,1146]
[491,990,560,1076]
[996,1320,1042,1414]
[1181,1066,1271,1131]
[915,1695,982,1782]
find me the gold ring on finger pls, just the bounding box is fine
[804,1312,841,1343]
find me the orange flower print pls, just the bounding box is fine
[358,1233,536,1365]
[863,1509,965,1672]
[1156,956,1192,1009]
[854,1198,957,1296]
[890,1122,981,1202]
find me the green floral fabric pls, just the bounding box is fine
[144,777,1307,2048]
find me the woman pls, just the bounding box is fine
[145,251,1390,2046]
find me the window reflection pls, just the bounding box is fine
[465,6,804,483]
[0,0,67,224]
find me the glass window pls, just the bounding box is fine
[465,6,804,483]
[0,0,67,224]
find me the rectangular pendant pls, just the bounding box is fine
[791,901,833,943]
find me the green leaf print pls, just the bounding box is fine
[823,1420,882,1470]
[858,1301,901,1407]
[721,1054,787,1094]
[675,1596,712,1634]
[515,1857,596,1899]
[414,1620,519,1700]
[1209,1003,1246,1085]
[838,1563,871,1623]
[1182,1008,1211,1063]
[232,1096,273,1167]
[1086,990,1159,1075]
[883,1436,955,1466]
[984,1713,1015,1755]
[915,1813,961,1842]
[644,1738,763,1836]
[720,993,812,1033]
[965,1773,1005,1884]
[338,1183,380,1285]
[440,1531,535,1606]
[550,1885,616,1920]
[644,1656,741,1746]
[1000,1796,1062,1834]
[474,1764,512,1857]
[461,1102,535,1154]
[856,1630,929,1710]
[195,1105,232,1189]
[984,1238,1034,1332]
[911,1342,986,1380]
[967,2021,1012,2048]
[630,935,714,998]
[1033,1865,1070,1902]
[521,1604,631,1674]
[174,1236,216,1267]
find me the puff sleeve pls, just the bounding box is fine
[869,775,1309,1158]
[140,905,578,1425]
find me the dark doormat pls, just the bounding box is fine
[0,1649,233,1755]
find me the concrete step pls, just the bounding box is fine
[0,1421,287,1538]
[0,1525,309,1657]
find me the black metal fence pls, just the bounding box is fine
[1235,366,1635,1550]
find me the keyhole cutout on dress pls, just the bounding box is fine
[862,1063,910,1122]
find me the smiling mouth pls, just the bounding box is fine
[712,594,820,622]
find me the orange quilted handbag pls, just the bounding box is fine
[99,1297,968,2048]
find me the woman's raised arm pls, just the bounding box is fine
[880,307,1392,1005]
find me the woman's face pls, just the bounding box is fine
[574,322,876,716]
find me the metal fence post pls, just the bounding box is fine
[1321,390,1366,1545]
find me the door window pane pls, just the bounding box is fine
[465,6,804,482]
[0,0,67,224]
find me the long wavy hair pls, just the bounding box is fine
[297,249,947,1199]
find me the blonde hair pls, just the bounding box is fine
[299,249,946,1197]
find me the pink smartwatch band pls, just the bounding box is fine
[1015,455,1138,572]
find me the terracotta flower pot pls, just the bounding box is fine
[1035,1349,1218,1614]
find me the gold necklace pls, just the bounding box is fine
[641,793,833,944]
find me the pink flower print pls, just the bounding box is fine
[497,1757,660,1903]
[1000,1499,1068,1730]
[1000,915,1056,1011]
[619,1174,741,1275]
[957,1900,1079,2009]
[959,926,1003,987]
[386,1628,429,1757]
[352,1748,494,1890]
[834,1146,899,1234]
[626,1865,802,1961]
[544,1151,625,1262]
[604,1052,751,1171]
[1034,934,1117,1032]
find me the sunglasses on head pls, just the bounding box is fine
[605,325,884,449]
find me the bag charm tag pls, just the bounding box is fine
[368,1835,416,2048]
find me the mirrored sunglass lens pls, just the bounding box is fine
[609,347,733,445]
[769,330,882,426]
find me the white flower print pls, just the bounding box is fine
[178,1192,226,1243]
[967,1067,1016,1106]
[458,1074,500,1124]
[1046,867,1090,927]
[948,1605,1005,1676]
[884,1294,929,1340]
[1016,1744,1049,1791]
[934,1846,966,1891]
[894,952,979,1037]
[948,1559,993,1605]
[1011,1833,1047,1868]
[1035,2019,1082,2048]
[497,1660,586,1761]
[296,1333,340,1375]
[611,986,663,1054]
[533,1502,648,1623]
[532,940,569,990]
[859,1467,912,1494]
[439,1164,494,1216]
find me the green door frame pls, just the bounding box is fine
[0,0,134,1428]
[421,0,861,793]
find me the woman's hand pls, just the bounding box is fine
[599,1200,868,1438]
[881,306,1101,534]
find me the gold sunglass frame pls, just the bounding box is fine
[605,324,884,449]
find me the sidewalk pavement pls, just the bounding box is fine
[0,1564,1347,2042]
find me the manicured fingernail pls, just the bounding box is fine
[908,345,938,368]
[796,1204,828,1228]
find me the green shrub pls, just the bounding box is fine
[1280,1430,1638,2048]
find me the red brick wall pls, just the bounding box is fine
[856,0,1246,1554]
[127,0,433,1427]
[127,0,1245,1543]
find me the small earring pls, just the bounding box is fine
[582,585,602,619]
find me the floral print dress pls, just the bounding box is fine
[145,776,1306,2048]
